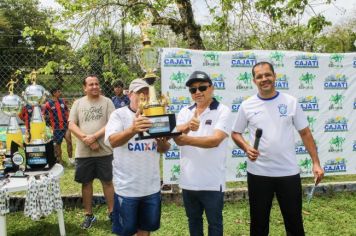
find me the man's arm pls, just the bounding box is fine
[108,114,152,148]
[299,127,324,184]
[231,131,259,161]
[174,129,227,148]
[82,126,105,146]
[68,121,86,142]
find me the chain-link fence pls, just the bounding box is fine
[0,51,132,188]
[0,52,124,101]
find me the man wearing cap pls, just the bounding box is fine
[105,78,170,236]
[173,71,231,236]
[69,75,115,229]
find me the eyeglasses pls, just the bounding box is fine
[189,85,210,94]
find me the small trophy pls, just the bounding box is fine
[0,76,25,176]
[135,21,181,140]
[22,70,55,170]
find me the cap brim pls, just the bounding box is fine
[186,78,209,87]
[131,85,149,93]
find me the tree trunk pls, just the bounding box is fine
[175,0,205,50]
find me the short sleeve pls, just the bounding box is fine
[68,99,79,124]
[107,98,116,118]
[104,110,124,147]
[232,104,248,134]
[293,100,308,131]
[214,105,231,135]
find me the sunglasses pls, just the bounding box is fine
[189,85,210,94]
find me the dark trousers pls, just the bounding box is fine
[182,189,224,236]
[247,172,305,236]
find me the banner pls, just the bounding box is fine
[161,48,356,183]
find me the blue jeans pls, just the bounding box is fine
[112,192,161,236]
[182,189,224,236]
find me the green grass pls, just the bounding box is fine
[41,136,355,196]
[6,192,356,235]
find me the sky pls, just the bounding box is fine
[40,0,356,25]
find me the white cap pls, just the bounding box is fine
[128,79,149,93]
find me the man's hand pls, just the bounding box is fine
[245,145,260,161]
[83,134,96,146]
[312,163,324,185]
[189,110,200,131]
[89,141,100,151]
[155,137,171,153]
[132,110,152,133]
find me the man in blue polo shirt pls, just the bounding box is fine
[112,81,130,109]
[174,71,231,236]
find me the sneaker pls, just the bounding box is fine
[108,212,113,223]
[81,214,96,229]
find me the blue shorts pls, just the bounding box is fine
[112,192,161,236]
[53,129,66,144]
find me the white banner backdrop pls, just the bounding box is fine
[161,48,356,184]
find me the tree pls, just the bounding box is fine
[0,0,52,52]
[0,0,70,93]
[56,0,337,51]
[315,15,356,52]
[76,28,138,96]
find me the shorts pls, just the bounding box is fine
[74,155,113,184]
[53,129,66,144]
[112,192,161,236]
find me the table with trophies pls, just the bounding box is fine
[0,72,65,236]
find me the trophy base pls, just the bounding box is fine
[135,131,182,141]
[134,113,182,141]
[24,139,56,171]
[10,170,28,178]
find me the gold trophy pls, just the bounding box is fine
[22,70,55,170]
[0,76,25,176]
[136,22,181,140]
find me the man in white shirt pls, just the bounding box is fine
[174,71,231,236]
[231,62,324,236]
[105,78,170,236]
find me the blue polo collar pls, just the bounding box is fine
[257,91,280,101]
[188,98,219,110]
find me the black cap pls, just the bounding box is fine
[185,71,212,87]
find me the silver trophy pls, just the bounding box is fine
[22,70,48,144]
[0,77,25,176]
[22,70,55,170]
[0,77,24,154]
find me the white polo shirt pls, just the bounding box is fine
[104,106,160,197]
[177,99,231,191]
[232,92,308,177]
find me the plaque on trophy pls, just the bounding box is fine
[0,76,25,175]
[135,21,181,140]
[22,70,55,170]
